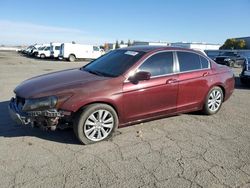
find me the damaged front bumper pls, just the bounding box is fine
[9,97,30,125]
[8,97,64,129]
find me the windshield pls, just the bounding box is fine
[220,52,237,56]
[82,50,145,77]
[38,46,46,50]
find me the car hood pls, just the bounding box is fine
[14,68,108,98]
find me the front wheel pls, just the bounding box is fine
[68,54,76,62]
[203,86,224,115]
[73,104,118,144]
[40,54,46,59]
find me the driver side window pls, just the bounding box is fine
[138,52,174,77]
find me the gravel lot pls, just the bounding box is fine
[0,51,250,188]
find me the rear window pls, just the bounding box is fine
[200,56,209,69]
[177,51,209,72]
[177,52,201,72]
[55,46,60,50]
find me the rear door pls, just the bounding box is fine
[176,51,211,112]
[122,51,179,122]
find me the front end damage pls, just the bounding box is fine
[8,96,71,130]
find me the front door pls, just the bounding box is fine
[122,51,178,123]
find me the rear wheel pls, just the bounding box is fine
[68,54,76,62]
[73,104,118,145]
[203,86,224,115]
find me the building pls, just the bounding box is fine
[106,43,128,51]
[235,36,250,49]
[171,42,221,50]
[133,41,170,46]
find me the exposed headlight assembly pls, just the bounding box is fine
[22,96,58,111]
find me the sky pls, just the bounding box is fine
[0,0,249,45]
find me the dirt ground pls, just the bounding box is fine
[0,51,250,188]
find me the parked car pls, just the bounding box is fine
[29,44,43,57]
[21,45,35,55]
[36,44,50,58]
[204,50,220,60]
[9,46,235,144]
[240,57,250,85]
[50,42,61,58]
[214,51,245,67]
[59,43,104,62]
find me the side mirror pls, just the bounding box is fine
[128,71,151,83]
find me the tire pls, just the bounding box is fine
[240,78,246,85]
[40,54,45,59]
[203,86,224,115]
[68,54,76,62]
[73,103,118,145]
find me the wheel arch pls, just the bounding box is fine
[206,83,226,102]
[68,53,76,58]
[200,83,226,109]
[217,85,225,101]
[74,101,120,119]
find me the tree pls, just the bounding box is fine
[115,40,120,49]
[127,39,132,46]
[103,43,109,51]
[120,40,124,45]
[220,38,247,49]
[235,39,246,49]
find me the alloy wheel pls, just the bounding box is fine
[83,110,114,141]
[208,89,222,112]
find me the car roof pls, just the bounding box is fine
[120,45,201,54]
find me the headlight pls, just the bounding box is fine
[22,96,57,111]
[224,58,231,61]
[243,71,250,76]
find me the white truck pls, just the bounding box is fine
[50,42,62,58]
[59,43,104,62]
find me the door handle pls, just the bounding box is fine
[166,78,178,84]
[203,72,209,77]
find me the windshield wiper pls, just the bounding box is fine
[81,68,105,76]
[81,67,116,77]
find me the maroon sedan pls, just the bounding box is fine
[9,46,235,144]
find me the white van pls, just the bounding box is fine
[36,44,50,58]
[59,43,104,62]
[50,42,62,58]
